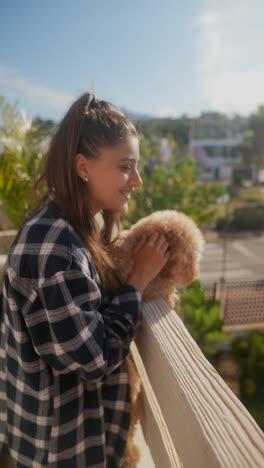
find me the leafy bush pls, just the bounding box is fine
[232,204,264,230]
[0,97,45,228]
[179,280,230,358]
[216,204,264,231]
[231,331,264,397]
[231,331,264,430]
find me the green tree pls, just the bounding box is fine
[231,331,264,398]
[0,97,45,228]
[139,116,191,148]
[179,280,230,359]
[249,106,264,172]
[231,331,264,430]
[238,130,256,168]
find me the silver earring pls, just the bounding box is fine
[82,176,88,182]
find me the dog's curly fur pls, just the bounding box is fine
[109,210,204,307]
[107,210,204,467]
[122,356,143,468]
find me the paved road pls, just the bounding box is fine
[199,234,264,282]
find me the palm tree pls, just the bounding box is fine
[0,97,46,228]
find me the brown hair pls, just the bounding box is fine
[36,92,138,290]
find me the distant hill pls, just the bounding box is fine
[122,108,156,122]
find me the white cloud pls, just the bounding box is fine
[195,0,264,115]
[195,11,222,27]
[0,65,74,112]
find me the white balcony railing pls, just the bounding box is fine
[132,298,264,468]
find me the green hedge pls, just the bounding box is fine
[216,204,264,231]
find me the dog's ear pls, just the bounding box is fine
[171,246,200,286]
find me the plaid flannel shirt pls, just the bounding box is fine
[0,203,142,467]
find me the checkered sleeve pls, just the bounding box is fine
[23,250,141,383]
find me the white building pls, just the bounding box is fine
[159,137,172,164]
[189,135,243,181]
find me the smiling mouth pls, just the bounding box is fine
[121,191,131,200]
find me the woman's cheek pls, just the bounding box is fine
[119,173,129,182]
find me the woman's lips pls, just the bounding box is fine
[121,191,131,200]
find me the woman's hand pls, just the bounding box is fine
[127,232,170,294]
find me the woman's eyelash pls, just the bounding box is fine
[120,165,133,171]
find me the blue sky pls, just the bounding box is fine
[1,0,263,121]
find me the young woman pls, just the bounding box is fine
[0,93,169,467]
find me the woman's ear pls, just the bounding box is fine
[75,153,89,179]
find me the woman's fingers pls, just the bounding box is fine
[135,232,169,253]
[160,242,170,254]
[161,250,170,268]
[133,234,147,253]
[134,232,158,253]
[155,234,169,253]
[148,232,159,246]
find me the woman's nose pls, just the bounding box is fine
[132,169,143,188]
